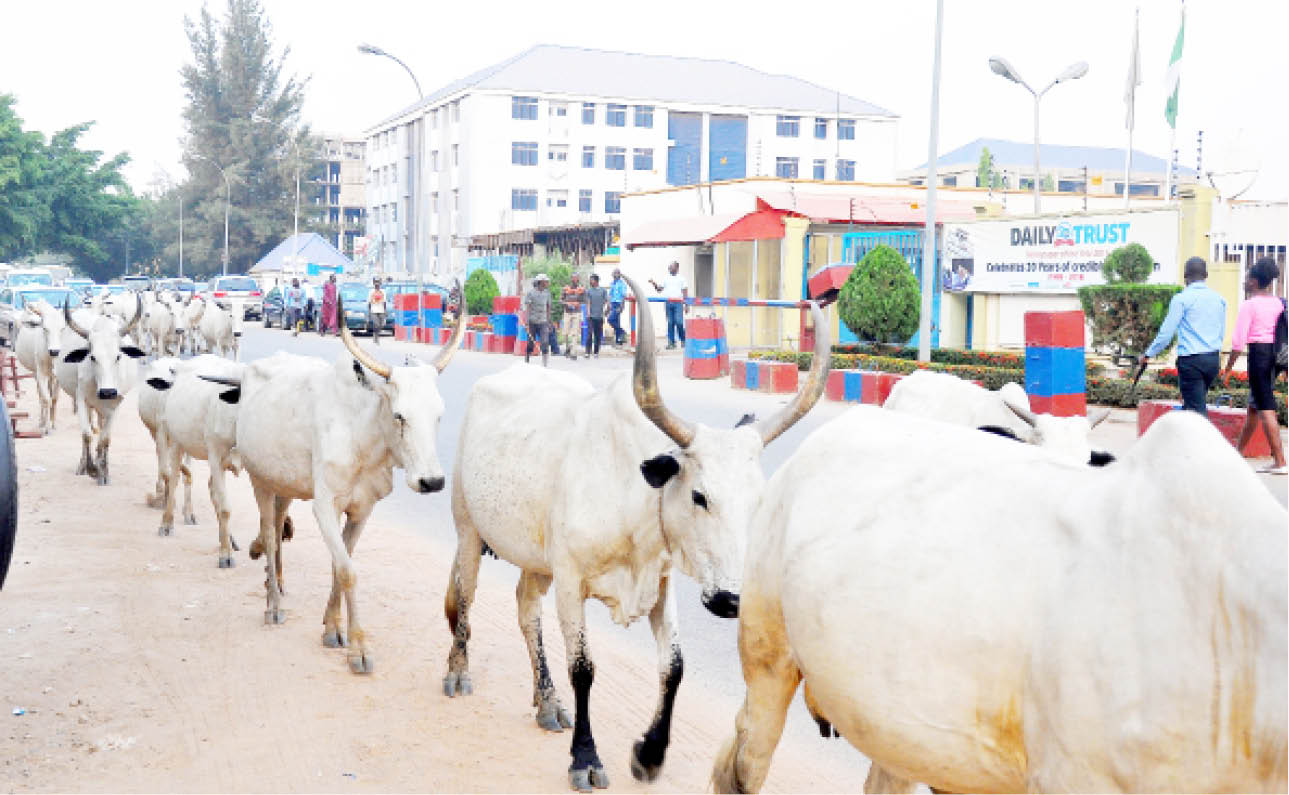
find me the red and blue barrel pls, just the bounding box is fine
[683,318,730,379]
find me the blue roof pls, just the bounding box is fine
[251,233,352,274]
[920,137,1197,175]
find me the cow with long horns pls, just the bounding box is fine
[54,302,146,484]
[14,300,68,435]
[203,290,466,673]
[441,276,831,791]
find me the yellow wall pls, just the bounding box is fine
[1179,185,1238,347]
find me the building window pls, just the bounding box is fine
[431,191,439,211]
[581,102,595,124]
[836,159,855,181]
[511,188,537,211]
[429,110,438,129]
[547,189,568,208]
[549,144,569,162]
[579,189,592,212]
[607,104,627,127]
[776,115,800,137]
[814,118,827,139]
[452,189,459,211]
[391,203,397,222]
[838,119,856,140]
[550,101,568,117]
[634,105,654,128]
[512,141,538,166]
[452,144,459,166]
[941,175,957,187]
[606,146,626,170]
[431,150,439,170]
[632,147,653,170]
[1115,182,1160,197]
[512,96,538,120]
[581,146,595,168]
[1058,179,1086,193]
[604,191,621,214]
[812,159,826,180]
[452,101,461,123]
[775,157,799,178]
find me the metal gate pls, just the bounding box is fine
[667,112,702,186]
[840,230,940,348]
[708,115,747,181]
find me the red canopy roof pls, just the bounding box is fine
[755,192,979,225]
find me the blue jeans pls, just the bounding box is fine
[1177,352,1219,417]
[665,302,686,347]
[607,302,625,343]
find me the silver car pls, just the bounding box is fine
[0,286,78,348]
[202,275,263,320]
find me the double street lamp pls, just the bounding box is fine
[988,57,1089,214]
[194,154,232,276]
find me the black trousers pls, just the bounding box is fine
[526,321,550,358]
[586,317,603,354]
[1177,351,1220,416]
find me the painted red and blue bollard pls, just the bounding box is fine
[1024,310,1087,417]
[682,318,730,379]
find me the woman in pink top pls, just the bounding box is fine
[1221,257,1286,474]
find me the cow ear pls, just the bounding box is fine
[1088,450,1116,467]
[640,453,681,489]
[120,345,146,359]
[217,387,241,404]
[351,358,371,388]
[146,378,173,391]
[977,424,1024,442]
[62,348,89,363]
[734,412,756,428]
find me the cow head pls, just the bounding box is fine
[999,383,1113,465]
[23,301,67,358]
[339,288,466,494]
[627,276,830,619]
[62,300,145,400]
[229,299,246,337]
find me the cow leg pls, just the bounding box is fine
[157,440,181,536]
[180,457,197,525]
[711,590,801,795]
[557,584,608,791]
[516,570,571,730]
[631,575,683,782]
[273,496,291,593]
[252,483,285,624]
[146,429,165,509]
[75,395,94,477]
[93,409,112,485]
[863,766,920,794]
[209,461,234,568]
[47,371,59,431]
[443,483,482,697]
[312,492,372,673]
[320,504,368,650]
[34,366,52,434]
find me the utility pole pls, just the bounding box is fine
[1082,165,1088,211]
[919,0,944,363]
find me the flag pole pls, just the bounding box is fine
[1164,1,1185,200]
[1124,7,1139,209]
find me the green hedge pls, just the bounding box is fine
[831,344,1103,375]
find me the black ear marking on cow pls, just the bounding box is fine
[640,454,680,489]
[691,490,709,510]
[978,424,1024,442]
[351,358,372,388]
[120,345,145,359]
[62,348,89,364]
[734,412,756,428]
[1089,450,1117,467]
[217,387,241,404]
[146,378,173,391]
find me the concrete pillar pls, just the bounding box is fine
[781,217,810,301]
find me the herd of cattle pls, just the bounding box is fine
[10,275,1286,793]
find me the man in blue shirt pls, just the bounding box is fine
[1142,257,1227,416]
[607,268,628,346]
[284,278,306,337]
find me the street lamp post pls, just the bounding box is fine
[195,154,232,276]
[988,57,1089,214]
[357,43,423,99]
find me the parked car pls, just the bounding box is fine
[121,274,153,292]
[335,281,394,336]
[3,269,55,288]
[0,286,78,347]
[200,275,262,320]
[154,278,197,298]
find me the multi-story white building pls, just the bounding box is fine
[363,44,899,278]
[314,134,367,257]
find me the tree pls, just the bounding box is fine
[178,0,316,277]
[1102,242,1154,283]
[976,147,993,188]
[1078,243,1177,360]
[0,94,47,260]
[464,268,500,315]
[1041,173,1055,192]
[837,245,920,344]
[527,256,574,322]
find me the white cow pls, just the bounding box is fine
[14,300,68,434]
[203,293,466,672]
[884,370,1112,465]
[54,302,145,484]
[140,355,245,566]
[712,407,1287,794]
[441,276,831,792]
[199,298,245,360]
[102,290,142,323]
[177,297,207,355]
[139,358,196,521]
[144,295,184,359]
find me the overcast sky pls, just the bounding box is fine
[4,0,1285,201]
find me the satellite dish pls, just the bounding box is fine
[1207,128,1261,199]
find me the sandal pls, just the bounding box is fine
[1257,464,1288,475]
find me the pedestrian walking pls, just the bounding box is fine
[607,268,628,345]
[1141,256,1227,416]
[1221,256,1287,474]
[369,278,387,345]
[524,274,552,367]
[648,261,689,349]
[561,273,586,360]
[285,277,305,336]
[583,273,608,358]
[322,273,339,335]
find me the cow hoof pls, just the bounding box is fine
[630,741,663,782]
[217,555,235,569]
[322,629,345,648]
[443,671,473,697]
[145,494,163,509]
[264,609,286,625]
[348,653,374,674]
[569,766,609,792]
[249,539,263,559]
[183,513,198,526]
[537,702,572,732]
[158,525,173,537]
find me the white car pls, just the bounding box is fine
[199,275,263,320]
[0,286,78,347]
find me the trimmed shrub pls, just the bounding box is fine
[837,245,920,343]
[464,269,500,315]
[1102,243,1155,284]
[1077,283,1182,359]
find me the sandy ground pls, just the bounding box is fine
[1,381,862,793]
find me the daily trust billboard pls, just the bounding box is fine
[942,208,1180,293]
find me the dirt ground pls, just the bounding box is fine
[1,385,862,793]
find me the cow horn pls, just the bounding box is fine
[338,294,392,380]
[1088,407,1111,428]
[121,293,143,336]
[756,300,831,446]
[1001,386,1039,427]
[64,301,90,339]
[625,275,695,448]
[430,279,466,373]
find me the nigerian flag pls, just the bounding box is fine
[1164,8,1185,129]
